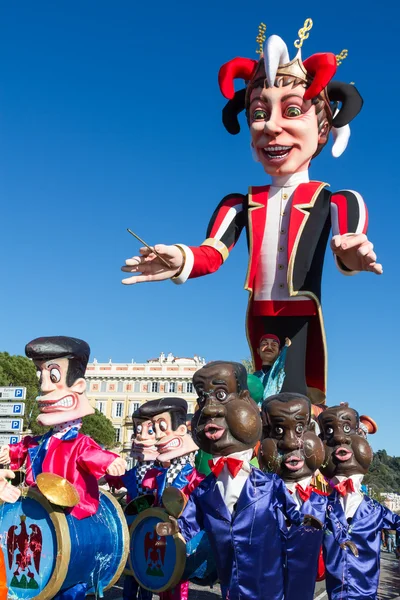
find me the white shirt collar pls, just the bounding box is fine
[271,170,310,188]
[285,475,313,495]
[212,448,253,473]
[333,473,364,494]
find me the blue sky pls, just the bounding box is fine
[0,2,398,454]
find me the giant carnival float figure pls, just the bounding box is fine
[0,336,129,600]
[156,361,322,600]
[0,471,20,600]
[318,403,399,600]
[260,392,327,600]
[122,19,382,404]
[106,405,159,600]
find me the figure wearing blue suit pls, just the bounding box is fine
[178,465,305,600]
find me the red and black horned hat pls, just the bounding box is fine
[219,19,363,157]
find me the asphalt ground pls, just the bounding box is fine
[102,553,400,600]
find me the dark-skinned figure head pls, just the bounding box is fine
[191,361,262,456]
[318,403,373,479]
[260,392,324,482]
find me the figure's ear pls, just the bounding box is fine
[176,424,187,436]
[239,390,252,403]
[318,120,329,146]
[70,378,86,394]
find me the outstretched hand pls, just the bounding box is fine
[156,516,179,537]
[331,233,383,274]
[121,245,184,285]
[0,470,21,503]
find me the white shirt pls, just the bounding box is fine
[212,449,253,513]
[254,170,311,302]
[285,475,313,510]
[333,474,364,519]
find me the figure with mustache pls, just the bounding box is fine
[253,334,291,399]
[156,361,321,600]
[121,21,381,405]
[260,392,327,600]
[139,398,203,600]
[106,407,158,600]
[319,404,400,600]
[0,337,126,521]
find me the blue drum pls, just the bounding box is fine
[0,487,129,600]
[128,507,217,592]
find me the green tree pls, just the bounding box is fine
[0,351,46,435]
[81,409,117,449]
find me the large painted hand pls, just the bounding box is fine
[121,244,184,284]
[106,457,127,476]
[331,233,383,274]
[0,446,10,465]
[0,470,21,503]
[155,516,179,537]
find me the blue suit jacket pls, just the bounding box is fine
[279,491,327,600]
[178,468,301,600]
[324,492,400,600]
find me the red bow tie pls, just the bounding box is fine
[208,457,244,478]
[334,478,355,497]
[295,484,313,503]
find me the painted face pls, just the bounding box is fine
[35,358,94,427]
[249,83,327,176]
[257,338,280,366]
[192,363,262,456]
[318,405,373,479]
[152,411,198,463]
[260,398,324,482]
[131,418,158,461]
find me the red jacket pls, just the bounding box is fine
[9,433,119,519]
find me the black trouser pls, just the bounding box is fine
[261,315,310,396]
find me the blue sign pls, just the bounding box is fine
[11,421,20,430]
[9,436,19,444]
[13,405,22,414]
[14,389,23,398]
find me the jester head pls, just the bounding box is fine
[220,21,363,176]
[26,336,94,427]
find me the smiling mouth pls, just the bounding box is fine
[157,437,182,453]
[262,145,293,162]
[204,423,225,441]
[334,447,353,462]
[284,456,305,471]
[38,395,76,412]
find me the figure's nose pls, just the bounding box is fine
[39,374,54,394]
[202,401,226,418]
[264,118,283,137]
[279,430,303,451]
[332,430,351,446]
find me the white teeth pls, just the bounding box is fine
[38,396,74,409]
[265,145,292,151]
[165,438,179,448]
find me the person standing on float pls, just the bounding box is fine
[121,20,382,404]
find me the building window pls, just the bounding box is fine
[134,381,140,393]
[114,427,121,443]
[95,401,105,414]
[100,381,107,393]
[151,381,159,393]
[126,428,133,444]
[185,382,193,394]
[117,381,124,393]
[86,381,91,392]
[165,382,176,393]
[113,402,124,418]
[129,402,140,416]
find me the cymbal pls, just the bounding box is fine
[162,486,187,518]
[36,473,80,507]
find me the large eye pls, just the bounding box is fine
[295,424,304,434]
[216,390,227,401]
[343,424,351,434]
[253,108,268,120]
[136,424,142,434]
[275,426,284,435]
[159,420,168,432]
[326,427,334,435]
[285,106,302,118]
[148,426,154,435]
[50,368,61,384]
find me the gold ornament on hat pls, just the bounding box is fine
[256,22,267,55]
[294,18,313,49]
[336,49,348,66]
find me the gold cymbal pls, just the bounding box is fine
[36,473,80,508]
[162,486,187,518]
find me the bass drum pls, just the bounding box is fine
[128,507,217,592]
[0,487,129,600]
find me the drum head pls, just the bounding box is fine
[129,507,186,592]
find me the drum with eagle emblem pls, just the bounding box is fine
[0,486,129,599]
[128,507,217,592]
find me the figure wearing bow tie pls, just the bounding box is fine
[260,392,328,600]
[319,404,400,600]
[0,337,126,520]
[157,362,322,600]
